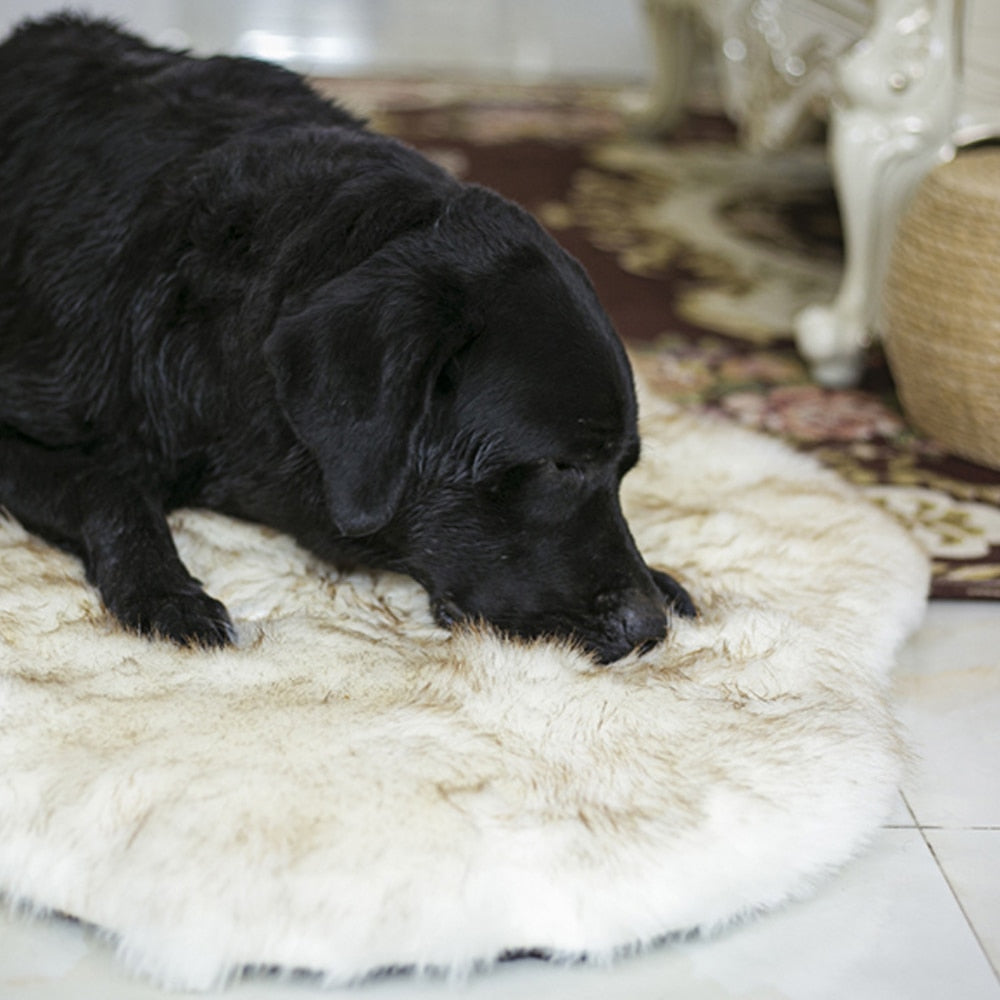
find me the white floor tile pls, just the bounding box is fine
[0,909,91,986]
[0,910,161,1000]
[607,828,1000,1000]
[894,602,1000,828]
[926,829,1000,978]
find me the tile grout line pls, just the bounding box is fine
[918,831,1000,987]
[902,791,1000,987]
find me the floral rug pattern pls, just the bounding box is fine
[315,78,1000,600]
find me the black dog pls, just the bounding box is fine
[0,14,695,664]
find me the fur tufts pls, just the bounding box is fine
[0,387,928,989]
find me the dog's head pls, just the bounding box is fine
[265,188,692,663]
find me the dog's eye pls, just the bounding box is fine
[480,459,582,500]
[538,459,586,487]
[550,460,584,478]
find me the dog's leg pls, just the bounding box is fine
[0,428,234,647]
[650,568,697,619]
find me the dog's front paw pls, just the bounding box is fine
[110,584,235,648]
[651,568,697,619]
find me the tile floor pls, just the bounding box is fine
[0,0,652,82]
[1,599,998,999]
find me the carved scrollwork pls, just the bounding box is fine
[636,0,871,148]
[837,0,954,117]
[794,0,962,386]
[732,0,873,149]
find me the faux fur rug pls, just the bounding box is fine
[0,385,928,991]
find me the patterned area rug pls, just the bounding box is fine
[315,78,1000,601]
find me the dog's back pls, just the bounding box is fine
[0,15,443,455]
[0,13,357,141]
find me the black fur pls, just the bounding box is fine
[0,14,695,664]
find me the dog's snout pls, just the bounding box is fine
[590,588,668,663]
[619,594,667,653]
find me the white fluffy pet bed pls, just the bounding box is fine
[0,385,928,990]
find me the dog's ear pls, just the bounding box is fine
[263,247,468,537]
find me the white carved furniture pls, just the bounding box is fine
[638,0,874,150]
[798,0,1000,385]
[640,0,1000,386]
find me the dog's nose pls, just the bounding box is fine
[593,588,668,662]
[619,596,667,655]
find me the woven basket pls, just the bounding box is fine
[883,147,1000,470]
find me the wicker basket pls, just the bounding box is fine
[883,147,1000,470]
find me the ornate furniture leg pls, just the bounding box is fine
[795,0,961,386]
[634,0,701,135]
